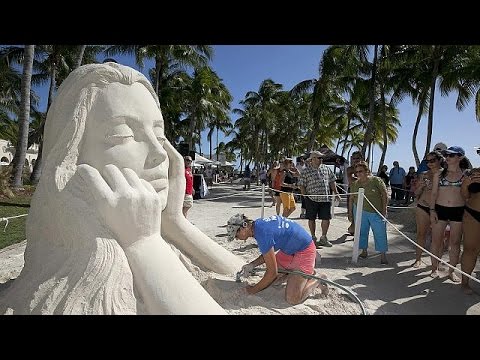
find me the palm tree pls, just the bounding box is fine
[361,45,378,158]
[27,45,103,183]
[12,45,34,188]
[74,45,87,69]
[105,45,213,140]
[184,66,232,151]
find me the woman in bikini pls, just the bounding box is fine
[460,167,480,294]
[429,146,466,281]
[412,151,443,268]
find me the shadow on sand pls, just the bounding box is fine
[327,251,480,314]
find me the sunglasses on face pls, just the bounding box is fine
[445,153,459,158]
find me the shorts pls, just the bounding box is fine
[305,197,331,220]
[183,194,193,208]
[280,192,296,210]
[276,241,316,275]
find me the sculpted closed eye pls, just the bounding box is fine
[105,124,134,143]
[153,126,166,145]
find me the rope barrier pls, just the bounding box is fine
[0,214,28,232]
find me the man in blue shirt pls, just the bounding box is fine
[227,213,328,304]
[389,161,406,204]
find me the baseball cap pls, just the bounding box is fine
[433,142,447,151]
[308,150,324,160]
[226,213,246,241]
[444,146,465,156]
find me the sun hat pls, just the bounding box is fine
[308,150,324,160]
[433,142,447,151]
[226,213,247,241]
[444,146,465,156]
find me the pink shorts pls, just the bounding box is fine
[275,241,316,275]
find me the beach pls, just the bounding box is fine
[1,182,479,315]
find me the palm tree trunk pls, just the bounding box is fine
[208,127,213,159]
[412,87,428,167]
[378,81,388,173]
[216,127,219,159]
[29,141,43,184]
[30,63,56,184]
[307,119,319,151]
[425,59,440,158]
[340,114,352,158]
[12,45,35,188]
[188,114,195,150]
[361,44,378,157]
[74,45,87,69]
[154,56,162,96]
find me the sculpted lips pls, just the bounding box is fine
[142,169,168,191]
[148,178,168,191]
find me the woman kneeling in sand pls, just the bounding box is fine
[227,213,328,305]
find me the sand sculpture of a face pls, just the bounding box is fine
[0,63,244,314]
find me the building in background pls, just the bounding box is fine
[0,139,39,172]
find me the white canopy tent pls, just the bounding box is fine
[194,153,213,165]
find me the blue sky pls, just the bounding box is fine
[34,45,480,169]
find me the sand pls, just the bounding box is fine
[1,182,480,315]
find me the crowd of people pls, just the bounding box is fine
[226,143,480,303]
[265,152,341,248]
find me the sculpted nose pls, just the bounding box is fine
[145,133,167,169]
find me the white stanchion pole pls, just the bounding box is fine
[352,188,364,264]
[261,183,265,218]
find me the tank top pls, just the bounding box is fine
[281,170,295,193]
[273,171,282,190]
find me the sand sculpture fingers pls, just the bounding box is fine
[163,139,185,216]
[102,164,132,194]
[140,178,158,194]
[79,163,162,248]
[76,163,114,203]
[122,167,149,192]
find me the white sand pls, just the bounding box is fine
[2,182,480,315]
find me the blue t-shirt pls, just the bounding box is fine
[254,215,312,255]
[389,166,406,184]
